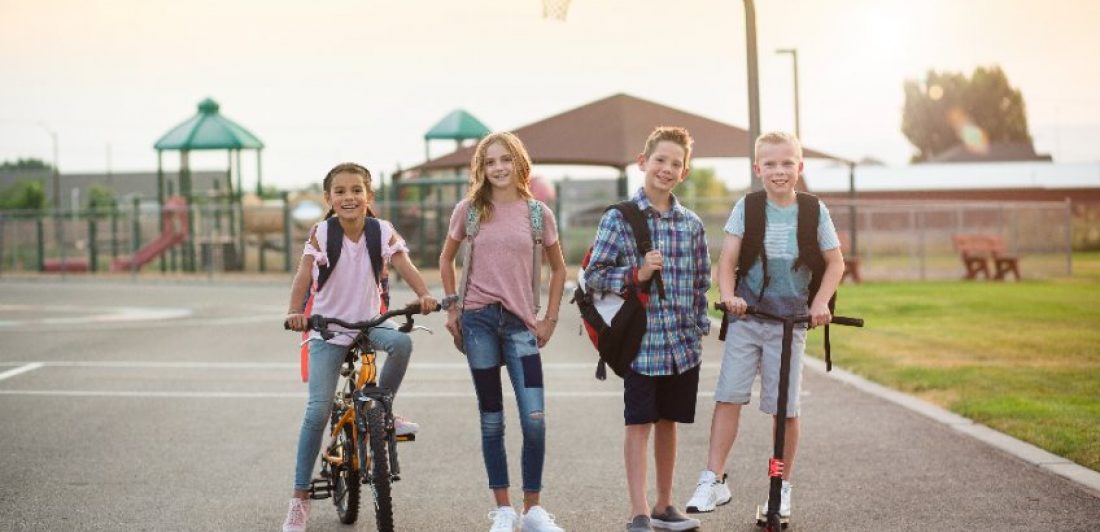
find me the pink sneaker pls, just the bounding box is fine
[394,415,419,436]
[282,497,310,532]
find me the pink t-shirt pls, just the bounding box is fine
[448,198,559,332]
[303,218,410,346]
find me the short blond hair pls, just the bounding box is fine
[754,131,803,160]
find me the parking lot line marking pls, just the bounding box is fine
[0,363,44,381]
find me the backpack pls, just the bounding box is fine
[574,201,666,380]
[299,216,389,382]
[453,199,546,352]
[718,190,839,370]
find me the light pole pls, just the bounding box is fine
[38,123,60,208]
[775,48,800,140]
[744,0,762,190]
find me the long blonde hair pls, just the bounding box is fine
[467,132,533,222]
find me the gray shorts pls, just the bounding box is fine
[714,318,806,416]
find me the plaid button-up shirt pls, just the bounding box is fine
[583,189,711,376]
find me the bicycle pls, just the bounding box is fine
[285,303,434,532]
[715,302,864,531]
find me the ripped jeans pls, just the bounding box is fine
[461,303,546,492]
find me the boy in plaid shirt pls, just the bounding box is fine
[584,126,711,532]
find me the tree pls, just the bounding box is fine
[0,158,52,172]
[0,180,47,210]
[86,184,117,211]
[901,66,1032,162]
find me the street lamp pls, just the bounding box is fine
[775,48,800,140]
[744,0,762,190]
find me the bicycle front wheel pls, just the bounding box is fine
[333,422,360,524]
[365,404,394,532]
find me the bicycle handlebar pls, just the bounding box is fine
[713,302,864,328]
[284,303,434,337]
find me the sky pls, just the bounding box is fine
[2,0,1098,192]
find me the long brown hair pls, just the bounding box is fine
[467,132,533,223]
[322,162,377,219]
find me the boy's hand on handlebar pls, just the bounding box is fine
[285,313,308,332]
[415,294,439,314]
[809,301,832,328]
[719,296,748,317]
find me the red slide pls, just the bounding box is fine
[111,196,190,272]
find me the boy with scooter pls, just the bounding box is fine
[685,132,845,526]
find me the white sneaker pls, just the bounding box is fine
[521,505,564,532]
[488,506,518,532]
[394,415,419,436]
[761,481,792,517]
[685,470,731,513]
[281,497,310,532]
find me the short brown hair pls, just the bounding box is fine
[642,126,694,167]
[754,131,803,160]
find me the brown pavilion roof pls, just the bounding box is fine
[407,93,841,172]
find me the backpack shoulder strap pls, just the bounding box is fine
[612,201,665,300]
[316,218,344,292]
[466,203,481,238]
[738,190,769,298]
[528,200,545,314]
[364,217,383,284]
[793,192,837,371]
[457,203,480,307]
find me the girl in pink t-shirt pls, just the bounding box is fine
[439,133,567,532]
[281,163,438,532]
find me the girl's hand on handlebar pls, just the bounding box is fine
[720,296,748,317]
[809,301,832,328]
[285,313,308,332]
[416,294,439,314]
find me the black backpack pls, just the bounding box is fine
[574,201,665,380]
[718,190,839,370]
[315,216,390,309]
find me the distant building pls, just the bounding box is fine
[0,170,228,210]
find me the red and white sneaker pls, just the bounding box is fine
[281,497,310,532]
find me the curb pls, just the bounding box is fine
[708,315,1100,496]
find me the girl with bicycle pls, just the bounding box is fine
[439,132,568,532]
[282,162,438,532]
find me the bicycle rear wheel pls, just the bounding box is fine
[333,422,360,524]
[365,404,394,532]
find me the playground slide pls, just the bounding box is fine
[110,196,190,272]
[110,231,186,272]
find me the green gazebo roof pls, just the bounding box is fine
[154,98,264,151]
[424,109,490,141]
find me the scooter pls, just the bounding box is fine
[715,302,864,531]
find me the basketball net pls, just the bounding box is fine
[542,0,571,21]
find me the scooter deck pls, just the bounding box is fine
[754,505,790,528]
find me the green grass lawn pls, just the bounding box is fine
[710,252,1100,471]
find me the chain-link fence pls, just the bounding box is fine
[0,195,1076,281]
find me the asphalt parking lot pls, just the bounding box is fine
[1,278,1097,531]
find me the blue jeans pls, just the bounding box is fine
[293,323,412,491]
[461,304,546,492]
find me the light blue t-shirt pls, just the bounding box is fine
[724,196,840,317]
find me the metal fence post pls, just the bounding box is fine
[283,191,292,273]
[36,215,45,272]
[1065,197,1073,276]
[88,214,97,273]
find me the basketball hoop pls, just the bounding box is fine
[542,0,571,21]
